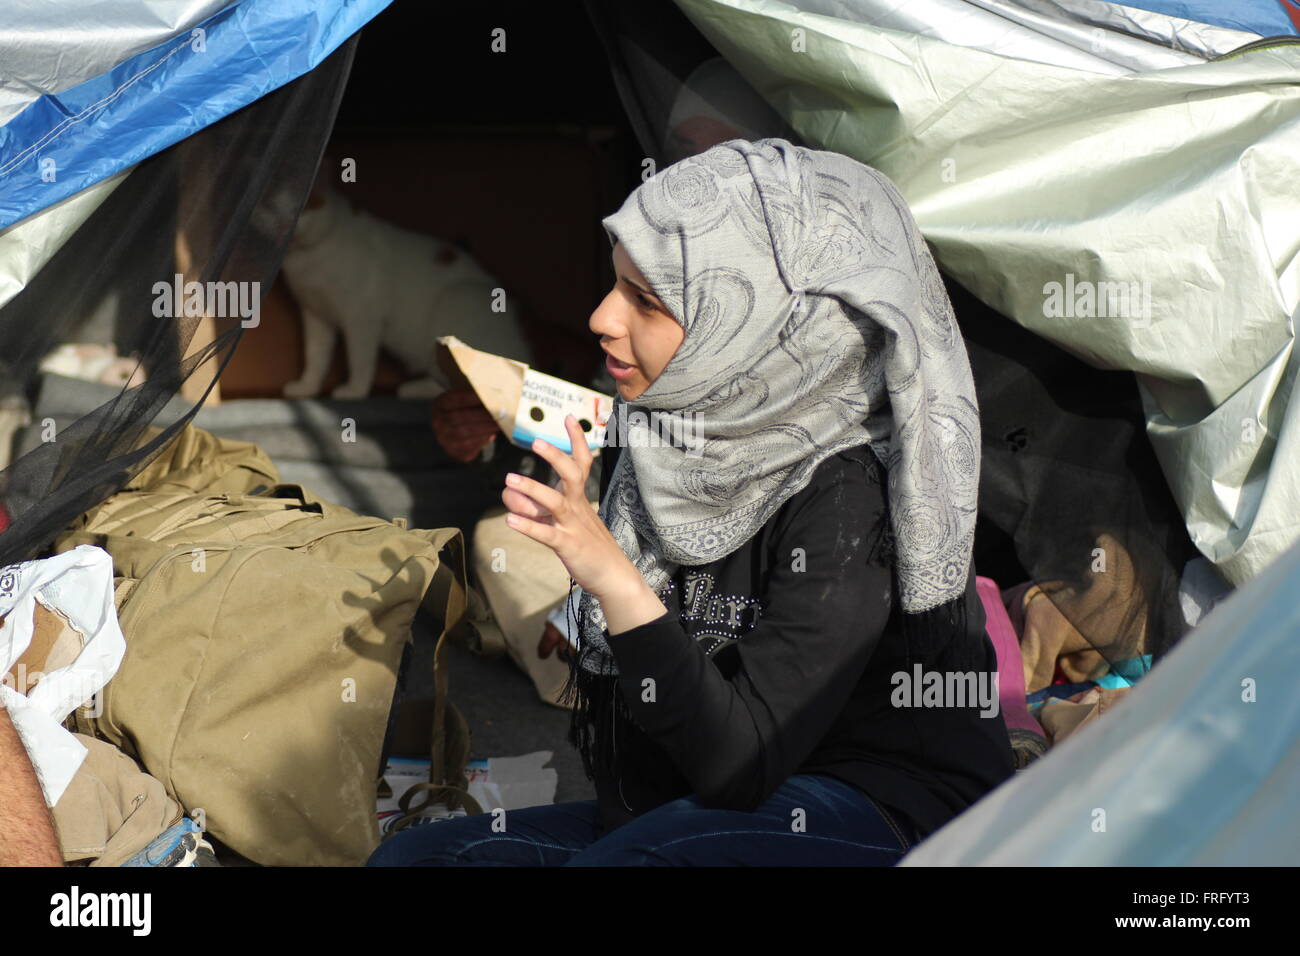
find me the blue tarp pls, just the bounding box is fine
[1111,0,1300,37]
[0,0,391,230]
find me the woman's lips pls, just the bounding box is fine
[605,353,636,380]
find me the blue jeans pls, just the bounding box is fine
[366,773,917,866]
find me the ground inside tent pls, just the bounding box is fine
[409,615,593,806]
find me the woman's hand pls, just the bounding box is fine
[503,416,667,634]
[431,388,499,463]
[501,415,632,601]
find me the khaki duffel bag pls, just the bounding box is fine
[54,426,471,866]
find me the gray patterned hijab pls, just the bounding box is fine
[572,138,980,676]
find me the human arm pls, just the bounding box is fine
[605,452,893,810]
[0,701,63,866]
[502,422,893,809]
[501,415,668,633]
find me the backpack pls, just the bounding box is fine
[57,425,477,865]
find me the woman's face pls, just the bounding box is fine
[589,242,685,401]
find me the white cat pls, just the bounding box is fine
[280,183,532,400]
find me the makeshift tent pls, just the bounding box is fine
[0,0,507,867]
[588,0,1300,677]
[586,0,1299,863]
[678,0,1300,586]
[0,0,392,568]
[3,0,1294,866]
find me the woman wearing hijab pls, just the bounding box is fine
[369,138,1014,867]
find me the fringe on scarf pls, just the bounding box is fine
[900,592,973,669]
[556,590,636,784]
[868,451,983,675]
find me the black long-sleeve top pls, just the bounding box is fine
[584,441,1015,840]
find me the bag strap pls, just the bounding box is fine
[388,700,483,829]
[384,528,484,836]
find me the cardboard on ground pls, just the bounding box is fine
[436,336,613,453]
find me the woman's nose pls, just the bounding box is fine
[588,288,626,341]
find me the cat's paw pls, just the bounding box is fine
[331,381,371,400]
[283,378,321,398]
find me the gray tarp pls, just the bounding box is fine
[676,0,1300,586]
[901,534,1300,865]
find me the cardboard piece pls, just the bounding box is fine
[0,545,128,807]
[437,336,612,453]
[2,605,84,696]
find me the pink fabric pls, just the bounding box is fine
[977,576,1043,737]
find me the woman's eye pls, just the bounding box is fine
[637,294,658,312]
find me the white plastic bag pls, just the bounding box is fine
[0,544,127,806]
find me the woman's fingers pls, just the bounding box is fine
[530,415,595,495]
[502,471,566,521]
[504,471,564,511]
[501,486,552,521]
[505,511,558,548]
[530,436,584,490]
[566,414,593,473]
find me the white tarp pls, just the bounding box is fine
[0,1,232,125]
[0,1,211,312]
[786,0,1205,73]
[0,171,130,314]
[676,0,1300,586]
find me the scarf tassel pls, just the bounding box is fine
[900,588,982,673]
[559,643,635,783]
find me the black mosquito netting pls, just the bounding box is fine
[585,0,1200,674]
[0,40,358,569]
